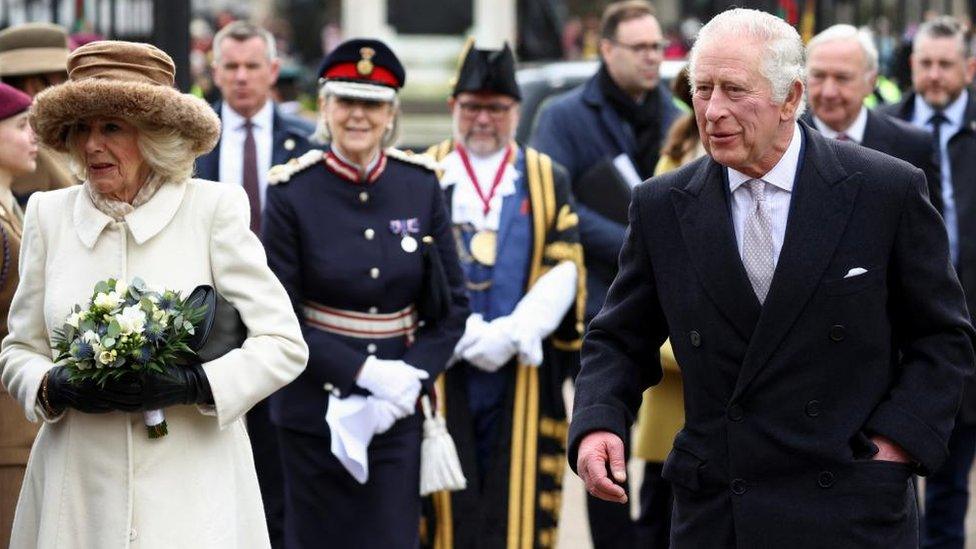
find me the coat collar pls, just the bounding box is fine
[73,180,188,248]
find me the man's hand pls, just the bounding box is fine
[577,431,628,504]
[870,434,913,464]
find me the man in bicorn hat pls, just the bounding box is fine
[192,20,314,548]
[0,22,75,206]
[422,41,585,549]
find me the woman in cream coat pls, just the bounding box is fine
[0,41,308,548]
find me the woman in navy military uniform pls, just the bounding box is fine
[262,39,468,549]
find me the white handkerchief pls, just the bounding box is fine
[326,395,376,484]
[844,267,868,278]
[613,153,643,189]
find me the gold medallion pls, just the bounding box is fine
[357,47,376,76]
[469,230,497,266]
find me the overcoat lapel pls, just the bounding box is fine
[671,159,761,341]
[732,128,860,399]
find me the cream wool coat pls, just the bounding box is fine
[0,179,308,548]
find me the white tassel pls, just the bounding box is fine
[419,395,467,496]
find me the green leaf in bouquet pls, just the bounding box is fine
[107,320,121,339]
[111,357,126,368]
[94,279,113,295]
[102,337,116,348]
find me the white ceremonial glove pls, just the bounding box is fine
[450,313,489,366]
[368,396,406,435]
[499,261,579,367]
[461,318,518,372]
[356,356,429,416]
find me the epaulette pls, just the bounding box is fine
[385,147,439,172]
[268,149,324,185]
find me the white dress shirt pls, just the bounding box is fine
[728,123,803,267]
[219,100,274,210]
[812,107,868,143]
[911,90,967,266]
[438,146,519,232]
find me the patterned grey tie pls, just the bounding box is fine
[742,179,776,304]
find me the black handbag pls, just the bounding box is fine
[418,235,451,322]
[184,285,248,361]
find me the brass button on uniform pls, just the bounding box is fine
[367,343,377,353]
[324,383,335,392]
[829,325,846,342]
[364,228,375,240]
[370,268,380,279]
[368,306,379,314]
[689,330,702,347]
[359,191,369,203]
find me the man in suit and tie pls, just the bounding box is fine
[803,24,941,213]
[193,20,313,548]
[570,8,974,548]
[880,16,976,549]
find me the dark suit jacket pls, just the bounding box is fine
[569,125,975,548]
[882,91,976,422]
[801,111,941,213]
[194,100,315,183]
[530,74,681,319]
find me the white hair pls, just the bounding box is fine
[66,121,196,185]
[689,8,806,118]
[807,24,879,75]
[312,85,400,148]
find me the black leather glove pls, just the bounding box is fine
[45,366,143,414]
[140,363,213,410]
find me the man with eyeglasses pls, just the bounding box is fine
[424,40,585,549]
[531,1,680,546]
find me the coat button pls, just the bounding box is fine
[805,400,822,417]
[730,478,747,495]
[359,191,369,203]
[323,382,335,392]
[689,330,702,347]
[369,306,379,314]
[367,343,377,354]
[829,325,846,342]
[818,470,835,488]
[727,404,744,422]
[364,228,375,240]
[129,528,138,541]
[370,267,380,279]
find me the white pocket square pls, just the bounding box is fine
[844,267,868,278]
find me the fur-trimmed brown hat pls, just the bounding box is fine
[30,40,219,156]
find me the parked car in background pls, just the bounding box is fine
[515,59,687,143]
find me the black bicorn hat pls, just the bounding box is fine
[451,39,521,100]
[317,38,406,102]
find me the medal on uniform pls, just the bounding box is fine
[455,143,513,268]
[390,217,421,253]
[401,235,418,253]
[469,230,497,266]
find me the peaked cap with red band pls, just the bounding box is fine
[317,38,405,102]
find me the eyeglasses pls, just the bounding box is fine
[457,101,516,118]
[610,39,669,55]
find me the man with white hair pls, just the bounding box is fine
[569,8,974,547]
[803,24,940,211]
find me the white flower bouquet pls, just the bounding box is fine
[51,277,206,438]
